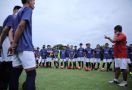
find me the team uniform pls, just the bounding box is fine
[46,48,53,68]
[60,50,66,68]
[85,48,94,69]
[40,48,47,67]
[9,7,36,90]
[101,47,112,71]
[34,49,41,67]
[73,48,78,69]
[0,15,13,90]
[65,48,70,68]
[53,49,59,68]
[94,48,101,69]
[68,48,75,69]
[127,46,132,73]
[77,48,85,68]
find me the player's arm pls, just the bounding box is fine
[0,26,11,47]
[8,28,14,43]
[11,20,26,48]
[104,35,114,43]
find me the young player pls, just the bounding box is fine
[73,46,78,69]
[46,45,53,68]
[0,6,21,90]
[60,46,66,69]
[101,43,111,71]
[53,47,59,68]
[77,43,85,69]
[94,44,101,70]
[127,44,132,74]
[65,45,70,68]
[40,45,47,67]
[68,45,75,69]
[8,0,36,89]
[105,25,128,86]
[84,43,94,71]
[35,47,41,67]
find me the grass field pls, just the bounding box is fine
[19,68,132,90]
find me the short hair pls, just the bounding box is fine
[86,43,90,46]
[114,25,122,32]
[80,43,83,46]
[13,6,21,11]
[21,0,29,4]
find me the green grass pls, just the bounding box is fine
[19,68,132,90]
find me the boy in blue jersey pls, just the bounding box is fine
[46,45,53,68]
[40,45,47,67]
[84,43,94,71]
[53,47,59,68]
[35,47,41,67]
[101,43,111,71]
[60,46,66,69]
[73,46,78,69]
[65,45,70,68]
[0,6,21,90]
[94,44,101,70]
[8,0,36,90]
[77,43,85,69]
[68,45,75,69]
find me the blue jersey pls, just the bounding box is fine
[65,48,70,58]
[128,47,132,59]
[60,50,66,59]
[34,50,40,58]
[47,48,53,57]
[109,48,114,59]
[78,48,84,57]
[74,49,78,58]
[40,49,47,59]
[69,48,75,59]
[94,48,101,58]
[85,48,93,58]
[14,6,33,52]
[103,48,110,59]
[54,49,59,58]
[3,15,13,28]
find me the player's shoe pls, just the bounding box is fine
[60,66,64,69]
[118,81,128,87]
[109,79,119,84]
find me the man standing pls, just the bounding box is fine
[8,0,36,90]
[105,25,128,86]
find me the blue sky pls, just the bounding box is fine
[0,0,132,48]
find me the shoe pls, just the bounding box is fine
[109,79,119,84]
[118,81,128,87]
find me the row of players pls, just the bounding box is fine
[34,43,132,72]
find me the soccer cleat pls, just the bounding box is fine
[109,79,119,84]
[60,66,64,69]
[118,81,128,87]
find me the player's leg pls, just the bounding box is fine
[118,58,128,86]
[9,55,23,90]
[19,51,36,90]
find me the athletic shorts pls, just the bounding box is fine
[94,58,101,63]
[103,59,112,63]
[1,37,12,62]
[12,51,36,69]
[54,58,58,61]
[41,59,46,63]
[60,59,66,62]
[46,57,52,62]
[77,57,84,61]
[114,58,127,69]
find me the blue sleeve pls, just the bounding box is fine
[3,15,13,27]
[22,7,32,22]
